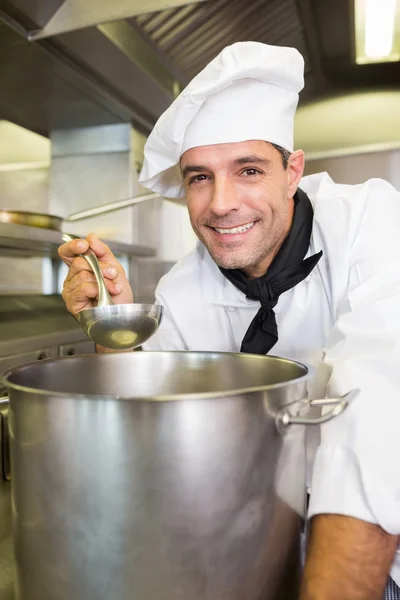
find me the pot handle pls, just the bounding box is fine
[276,389,359,428]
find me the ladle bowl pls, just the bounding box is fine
[77,303,163,350]
[62,233,163,349]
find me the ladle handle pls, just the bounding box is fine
[62,233,114,308]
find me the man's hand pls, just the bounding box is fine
[300,514,398,600]
[58,233,134,353]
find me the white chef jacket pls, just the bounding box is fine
[143,171,400,584]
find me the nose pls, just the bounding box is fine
[209,175,241,216]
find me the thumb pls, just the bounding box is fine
[86,233,117,264]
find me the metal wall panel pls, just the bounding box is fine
[0,167,50,294]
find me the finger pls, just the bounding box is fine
[102,263,120,280]
[65,257,93,281]
[66,257,119,282]
[58,239,89,264]
[63,282,99,315]
[64,270,122,296]
[86,234,126,275]
[58,235,124,276]
[62,284,97,316]
[63,270,97,292]
[64,278,123,315]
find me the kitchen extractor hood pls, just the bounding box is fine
[22,0,209,40]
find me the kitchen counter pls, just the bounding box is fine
[0,315,87,358]
[0,295,89,358]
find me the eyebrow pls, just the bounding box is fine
[181,164,209,179]
[235,155,272,167]
[181,155,272,180]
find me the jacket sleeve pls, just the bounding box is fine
[308,179,400,534]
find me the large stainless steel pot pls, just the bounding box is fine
[2,351,353,600]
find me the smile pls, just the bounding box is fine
[213,222,255,234]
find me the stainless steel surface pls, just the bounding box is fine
[49,123,148,246]
[0,166,49,215]
[0,399,12,600]
[133,0,310,81]
[0,210,62,231]
[2,352,348,600]
[66,192,162,221]
[0,295,81,353]
[98,21,181,96]
[0,295,95,361]
[2,0,399,146]
[77,303,163,349]
[0,19,134,139]
[1,192,163,231]
[51,123,132,156]
[0,480,13,600]
[0,222,156,258]
[0,349,57,388]
[62,233,163,349]
[0,330,90,360]
[0,398,10,482]
[26,0,207,40]
[58,340,96,357]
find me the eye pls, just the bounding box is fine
[241,168,262,177]
[188,174,209,185]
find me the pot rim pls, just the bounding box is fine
[1,351,313,402]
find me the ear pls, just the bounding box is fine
[286,149,305,198]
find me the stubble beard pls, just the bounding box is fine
[193,218,284,271]
[191,190,291,272]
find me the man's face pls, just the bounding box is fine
[180,140,304,277]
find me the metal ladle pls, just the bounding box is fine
[62,233,163,350]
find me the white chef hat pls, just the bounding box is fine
[139,41,304,199]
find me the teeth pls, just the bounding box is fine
[215,222,254,234]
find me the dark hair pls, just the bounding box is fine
[269,142,291,169]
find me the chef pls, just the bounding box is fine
[59,42,400,599]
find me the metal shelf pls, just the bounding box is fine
[0,223,156,258]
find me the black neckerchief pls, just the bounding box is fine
[219,188,323,355]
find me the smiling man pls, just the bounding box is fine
[181,142,297,276]
[59,42,400,599]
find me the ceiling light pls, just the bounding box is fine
[354,0,400,64]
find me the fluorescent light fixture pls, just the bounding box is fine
[355,0,400,64]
